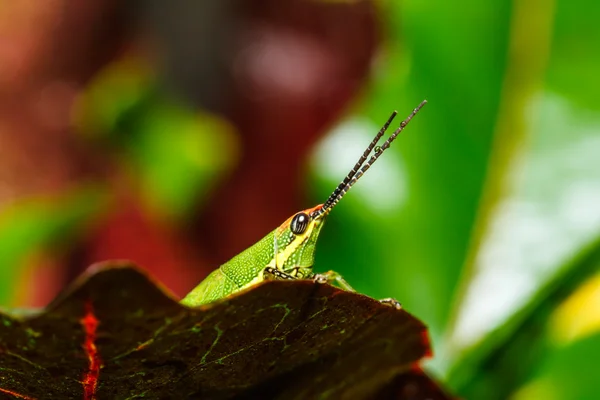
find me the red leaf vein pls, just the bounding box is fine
[0,387,36,399]
[80,300,102,400]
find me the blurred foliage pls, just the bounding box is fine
[0,0,599,398]
[0,189,105,305]
[511,332,600,400]
[76,60,239,219]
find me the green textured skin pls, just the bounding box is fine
[180,268,239,306]
[182,215,326,306]
[221,231,276,287]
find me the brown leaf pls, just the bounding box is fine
[0,262,435,399]
[375,368,456,400]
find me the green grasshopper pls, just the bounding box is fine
[182,100,427,308]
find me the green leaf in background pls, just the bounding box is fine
[126,102,238,219]
[76,59,239,220]
[311,0,600,398]
[546,0,600,111]
[447,94,600,379]
[512,333,600,400]
[508,270,600,400]
[442,0,600,393]
[0,189,106,305]
[310,0,510,349]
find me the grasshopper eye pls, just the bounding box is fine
[290,212,310,235]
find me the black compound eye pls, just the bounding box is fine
[290,212,310,235]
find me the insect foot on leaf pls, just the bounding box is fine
[312,270,356,291]
[379,298,402,310]
[313,272,402,310]
[263,266,296,280]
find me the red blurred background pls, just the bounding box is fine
[0,0,379,306]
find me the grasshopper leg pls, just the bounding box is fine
[263,266,297,281]
[314,270,402,310]
[312,270,356,292]
[379,297,403,310]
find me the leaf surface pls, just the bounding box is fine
[0,262,445,399]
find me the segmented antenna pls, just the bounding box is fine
[320,110,398,212]
[311,100,427,219]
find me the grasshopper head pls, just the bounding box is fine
[273,204,328,277]
[271,100,427,278]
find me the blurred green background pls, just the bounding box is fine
[1,0,599,398]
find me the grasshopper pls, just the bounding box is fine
[182,100,427,309]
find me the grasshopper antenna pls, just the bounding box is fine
[319,110,398,213]
[311,100,427,219]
